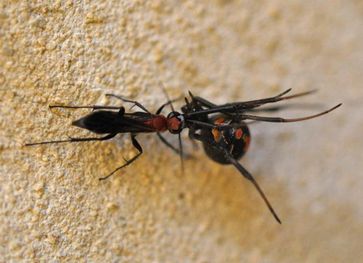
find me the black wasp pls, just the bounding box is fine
[26,90,341,224]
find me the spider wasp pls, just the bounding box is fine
[26,89,341,224]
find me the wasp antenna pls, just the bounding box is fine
[283,103,342,122]
[160,84,175,112]
[276,88,292,97]
[239,103,342,123]
[188,90,195,99]
[281,89,318,100]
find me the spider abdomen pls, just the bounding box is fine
[201,116,250,164]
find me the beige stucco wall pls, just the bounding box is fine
[1,0,362,262]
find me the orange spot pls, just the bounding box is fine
[235,128,243,139]
[214,118,225,125]
[212,128,221,142]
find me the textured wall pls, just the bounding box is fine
[1,0,362,262]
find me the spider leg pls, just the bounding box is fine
[188,130,281,224]
[186,89,318,117]
[223,152,281,224]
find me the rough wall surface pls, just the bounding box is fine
[1,0,362,262]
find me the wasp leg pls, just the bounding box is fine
[177,133,185,173]
[99,134,143,180]
[25,133,117,146]
[156,133,192,158]
[105,94,151,114]
[157,133,177,153]
[49,105,122,111]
